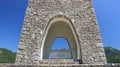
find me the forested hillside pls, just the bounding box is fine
[105,47,120,63]
[0,48,16,63]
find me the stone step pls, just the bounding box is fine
[39,59,79,64]
[1,64,120,67]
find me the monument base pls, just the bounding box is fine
[0,63,120,67]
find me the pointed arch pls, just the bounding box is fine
[49,37,73,59]
[41,15,81,60]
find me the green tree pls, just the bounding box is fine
[105,46,120,63]
[0,48,16,63]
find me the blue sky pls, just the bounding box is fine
[51,37,70,50]
[0,0,120,52]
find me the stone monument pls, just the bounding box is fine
[16,0,107,64]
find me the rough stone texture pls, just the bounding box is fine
[16,0,107,64]
[1,64,120,67]
[39,59,79,64]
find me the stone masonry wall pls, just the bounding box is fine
[16,0,107,64]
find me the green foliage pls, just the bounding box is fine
[0,48,16,63]
[105,46,120,63]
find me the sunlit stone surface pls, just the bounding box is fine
[16,0,107,64]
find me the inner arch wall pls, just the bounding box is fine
[41,15,81,60]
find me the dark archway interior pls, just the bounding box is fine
[43,21,78,60]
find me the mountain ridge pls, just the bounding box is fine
[0,48,16,63]
[105,46,120,63]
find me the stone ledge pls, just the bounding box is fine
[39,59,80,64]
[0,64,120,67]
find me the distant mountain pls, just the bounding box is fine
[0,48,16,63]
[105,46,120,63]
[0,47,120,63]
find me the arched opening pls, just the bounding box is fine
[41,15,81,60]
[49,37,73,59]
